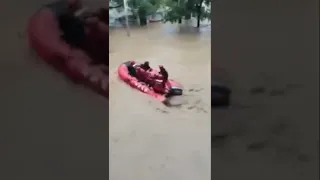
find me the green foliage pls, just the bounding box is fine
[109,0,124,9]
[110,0,211,27]
[162,0,186,23]
[129,0,157,15]
[163,0,211,26]
[110,0,165,26]
[202,0,211,19]
[110,0,163,15]
[110,0,211,24]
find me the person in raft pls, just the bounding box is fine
[159,65,168,87]
[44,0,85,47]
[140,61,151,71]
[45,0,108,51]
[128,61,137,77]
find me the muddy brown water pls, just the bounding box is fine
[109,23,211,180]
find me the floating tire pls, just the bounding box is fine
[211,84,231,107]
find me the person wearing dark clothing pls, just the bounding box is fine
[59,15,87,48]
[159,65,168,87]
[45,0,110,66]
[128,61,137,77]
[45,0,86,48]
[140,61,151,71]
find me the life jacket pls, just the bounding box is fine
[153,79,165,93]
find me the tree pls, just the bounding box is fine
[195,0,211,27]
[163,0,211,27]
[162,0,186,23]
[110,0,162,26]
[129,0,155,25]
[109,0,123,9]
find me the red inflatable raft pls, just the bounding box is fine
[118,61,183,104]
[27,2,109,98]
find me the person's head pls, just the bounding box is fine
[130,61,136,65]
[144,61,149,66]
[159,65,164,71]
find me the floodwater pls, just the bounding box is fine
[109,23,211,180]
